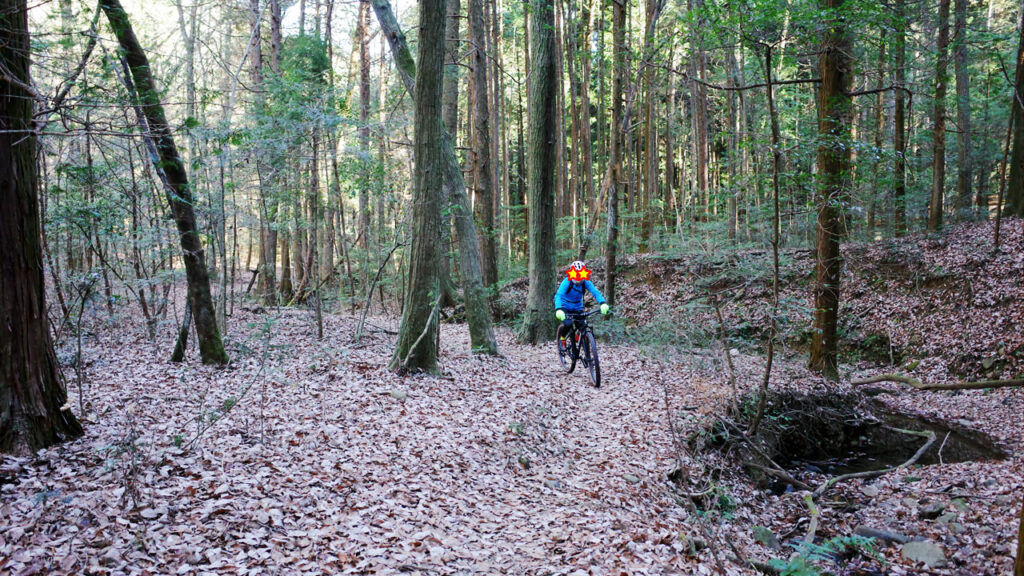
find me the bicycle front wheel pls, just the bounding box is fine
[583,330,600,387]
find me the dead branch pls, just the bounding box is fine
[851,374,1024,391]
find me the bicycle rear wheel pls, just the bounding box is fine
[582,330,600,387]
[557,330,576,373]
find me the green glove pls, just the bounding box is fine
[600,303,611,315]
[555,309,566,321]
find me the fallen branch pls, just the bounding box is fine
[851,374,1024,391]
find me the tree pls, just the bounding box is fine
[518,0,558,344]
[809,0,852,382]
[928,0,951,231]
[893,0,907,235]
[371,0,499,356]
[101,0,228,364]
[1,0,84,452]
[1005,13,1024,217]
[952,0,972,216]
[604,0,627,307]
[390,0,446,373]
[469,0,498,291]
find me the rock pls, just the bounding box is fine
[935,512,957,525]
[901,497,917,508]
[544,479,563,489]
[622,474,641,484]
[390,390,407,401]
[950,522,967,534]
[918,502,945,519]
[853,525,911,544]
[901,541,947,568]
[982,356,1000,370]
[860,485,880,498]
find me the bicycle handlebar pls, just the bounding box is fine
[564,309,602,318]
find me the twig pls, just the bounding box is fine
[802,493,820,546]
[397,291,443,371]
[937,431,951,465]
[354,241,403,343]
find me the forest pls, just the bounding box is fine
[1,0,1023,573]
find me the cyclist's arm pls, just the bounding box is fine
[553,278,571,310]
[584,280,607,305]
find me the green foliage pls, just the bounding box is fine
[769,535,883,576]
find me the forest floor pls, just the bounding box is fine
[0,220,1021,576]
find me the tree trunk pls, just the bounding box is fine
[372,0,498,355]
[358,0,372,252]
[952,0,973,216]
[928,0,950,231]
[470,0,497,290]
[1004,14,1024,217]
[0,0,84,453]
[439,0,460,306]
[519,0,558,344]
[690,0,709,219]
[101,0,227,364]
[639,0,663,251]
[809,0,852,382]
[894,0,908,236]
[390,0,446,372]
[603,0,627,306]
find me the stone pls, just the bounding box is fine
[390,390,407,401]
[853,525,910,544]
[900,541,947,568]
[918,502,945,520]
[622,474,641,484]
[860,485,880,498]
[935,512,957,525]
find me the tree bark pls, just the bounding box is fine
[809,0,852,382]
[0,0,85,453]
[439,0,460,306]
[519,0,558,344]
[928,0,951,231]
[101,0,228,364]
[952,0,973,216]
[390,0,447,372]
[893,0,907,235]
[470,0,497,290]
[358,0,372,253]
[372,0,498,355]
[1004,13,1024,217]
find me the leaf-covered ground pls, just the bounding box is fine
[0,220,1021,575]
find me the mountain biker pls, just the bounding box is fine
[554,260,610,345]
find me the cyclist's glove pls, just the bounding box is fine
[600,303,611,315]
[555,309,566,321]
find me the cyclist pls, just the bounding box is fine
[554,260,610,346]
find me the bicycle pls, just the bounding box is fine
[556,309,601,387]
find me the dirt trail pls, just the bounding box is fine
[0,312,734,575]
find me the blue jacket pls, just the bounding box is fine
[553,279,606,312]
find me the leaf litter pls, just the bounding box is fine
[0,219,1021,575]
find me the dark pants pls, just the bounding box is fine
[557,316,577,339]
